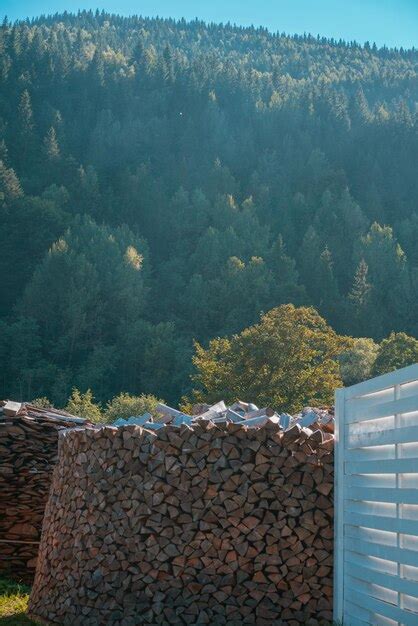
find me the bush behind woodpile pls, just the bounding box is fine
[29,421,334,625]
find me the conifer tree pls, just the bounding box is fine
[317,246,339,325]
[0,160,23,200]
[360,223,409,335]
[347,259,372,336]
[43,127,60,160]
[16,90,36,168]
[18,89,34,136]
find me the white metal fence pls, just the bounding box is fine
[334,364,418,625]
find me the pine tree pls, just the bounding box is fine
[43,127,60,160]
[360,223,409,335]
[0,160,23,200]
[317,246,340,326]
[353,87,372,125]
[16,90,36,168]
[349,259,370,308]
[162,44,175,83]
[347,259,372,336]
[132,39,144,67]
[299,226,323,303]
[90,48,104,87]
[270,235,299,284]
[0,140,9,164]
[18,89,34,136]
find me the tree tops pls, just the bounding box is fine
[189,304,348,413]
[0,13,417,406]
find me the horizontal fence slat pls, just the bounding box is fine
[344,600,373,625]
[347,486,418,504]
[345,448,398,462]
[346,475,397,489]
[346,537,418,567]
[347,425,418,449]
[346,458,418,474]
[344,612,371,626]
[345,511,418,535]
[343,364,418,400]
[345,586,418,625]
[346,562,418,599]
[346,394,418,423]
[346,391,395,418]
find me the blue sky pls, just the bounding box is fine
[1,0,417,49]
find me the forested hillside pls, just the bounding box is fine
[1,11,417,406]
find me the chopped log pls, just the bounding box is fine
[3,400,22,416]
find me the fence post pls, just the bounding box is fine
[334,386,345,623]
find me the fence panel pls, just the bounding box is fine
[334,364,418,625]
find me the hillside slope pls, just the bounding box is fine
[0,11,417,404]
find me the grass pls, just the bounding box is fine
[0,579,38,626]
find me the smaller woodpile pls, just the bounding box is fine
[0,400,88,582]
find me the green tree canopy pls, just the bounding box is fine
[372,333,418,377]
[190,304,348,412]
[338,337,379,387]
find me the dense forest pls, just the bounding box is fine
[1,11,418,408]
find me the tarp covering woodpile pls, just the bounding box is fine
[0,400,88,582]
[29,404,334,625]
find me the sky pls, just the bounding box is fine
[1,0,417,50]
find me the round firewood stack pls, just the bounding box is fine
[0,400,89,582]
[28,420,334,625]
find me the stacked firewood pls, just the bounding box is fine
[0,400,87,582]
[29,418,334,625]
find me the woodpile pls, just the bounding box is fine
[0,400,88,582]
[29,415,334,625]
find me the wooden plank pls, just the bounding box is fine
[3,400,22,416]
[346,474,396,489]
[0,539,40,540]
[345,447,396,462]
[345,537,418,567]
[346,562,418,599]
[346,458,418,475]
[345,600,372,625]
[346,393,418,424]
[347,425,418,449]
[345,511,418,535]
[347,486,418,504]
[346,389,395,418]
[334,387,345,623]
[345,586,418,625]
[344,364,418,400]
[345,523,398,547]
